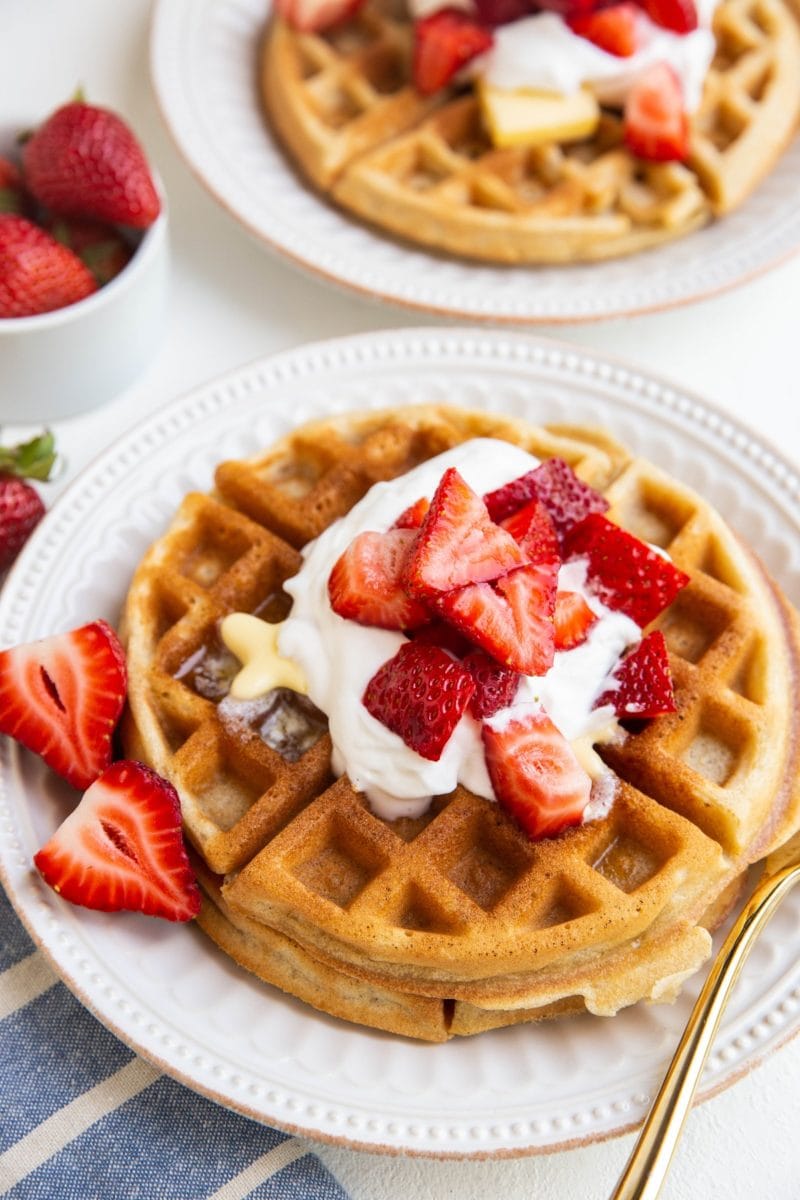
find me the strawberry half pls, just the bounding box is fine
[362,641,475,760]
[554,590,598,650]
[569,3,639,55]
[392,496,430,530]
[563,513,689,627]
[0,619,127,790]
[483,707,592,840]
[596,629,676,717]
[33,760,201,921]
[500,497,560,563]
[484,457,608,543]
[463,650,520,718]
[328,528,431,630]
[413,10,494,96]
[405,467,529,600]
[624,64,689,163]
[438,559,558,675]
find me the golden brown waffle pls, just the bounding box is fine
[260,0,800,263]
[122,405,800,1039]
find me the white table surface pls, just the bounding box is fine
[3,2,800,1196]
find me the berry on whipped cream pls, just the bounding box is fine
[277,440,687,837]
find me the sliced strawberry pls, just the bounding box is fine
[500,497,560,564]
[362,641,475,761]
[624,64,689,163]
[483,707,592,840]
[484,457,608,543]
[0,620,127,791]
[410,619,474,658]
[569,3,639,55]
[463,650,520,718]
[554,591,598,650]
[274,0,364,32]
[392,496,430,530]
[636,0,697,32]
[596,629,676,717]
[413,10,494,96]
[563,513,690,627]
[328,528,431,631]
[33,760,201,921]
[438,559,558,675]
[536,0,598,16]
[473,0,532,26]
[405,467,529,599]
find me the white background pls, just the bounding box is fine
[2,1,800,1196]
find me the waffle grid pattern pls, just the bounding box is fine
[123,408,800,1037]
[262,0,800,263]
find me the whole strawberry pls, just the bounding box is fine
[0,215,97,317]
[0,432,57,571]
[23,101,161,229]
[47,217,132,286]
[0,156,27,215]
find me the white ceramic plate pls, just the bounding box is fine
[148,0,800,325]
[1,330,800,1158]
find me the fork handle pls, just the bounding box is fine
[611,861,800,1200]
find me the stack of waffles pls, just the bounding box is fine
[121,406,800,1040]
[261,0,800,262]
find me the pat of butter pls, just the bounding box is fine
[220,613,308,701]
[478,81,600,148]
[571,719,623,781]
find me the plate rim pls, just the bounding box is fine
[1,326,800,1159]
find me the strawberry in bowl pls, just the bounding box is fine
[0,97,168,420]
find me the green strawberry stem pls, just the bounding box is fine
[0,431,57,481]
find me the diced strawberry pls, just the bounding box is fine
[463,650,520,718]
[33,760,201,921]
[405,467,529,599]
[413,10,494,96]
[624,64,689,163]
[554,591,598,650]
[473,0,532,26]
[328,528,431,631]
[0,620,127,791]
[563,513,690,627]
[392,496,430,530]
[484,457,608,543]
[438,559,558,675]
[410,619,474,658]
[274,0,364,32]
[500,497,560,564]
[635,0,697,32]
[483,707,592,840]
[362,641,475,761]
[569,3,639,55]
[596,629,676,717]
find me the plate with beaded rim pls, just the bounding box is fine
[148,0,800,324]
[1,329,800,1157]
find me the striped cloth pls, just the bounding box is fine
[0,885,350,1199]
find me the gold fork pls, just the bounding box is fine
[611,832,800,1200]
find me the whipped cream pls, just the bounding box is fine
[479,9,716,112]
[406,0,718,114]
[278,439,640,821]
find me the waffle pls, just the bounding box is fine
[122,406,800,1040]
[260,0,800,263]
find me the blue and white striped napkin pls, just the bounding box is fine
[0,885,350,1199]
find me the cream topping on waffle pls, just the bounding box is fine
[408,0,718,112]
[278,439,640,820]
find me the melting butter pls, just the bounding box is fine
[220,613,308,700]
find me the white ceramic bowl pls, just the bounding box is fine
[0,191,169,422]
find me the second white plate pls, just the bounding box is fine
[149,0,800,324]
[1,330,800,1157]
